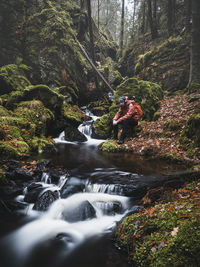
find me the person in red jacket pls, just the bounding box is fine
[113,96,139,144]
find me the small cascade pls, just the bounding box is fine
[86,182,124,195]
[41,172,51,184]
[54,107,105,145]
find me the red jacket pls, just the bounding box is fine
[114,100,139,123]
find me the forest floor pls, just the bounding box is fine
[122,93,200,166]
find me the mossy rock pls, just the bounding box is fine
[92,114,113,139]
[23,85,64,114]
[0,141,19,158]
[115,77,163,121]
[0,116,31,130]
[0,105,10,116]
[99,140,126,152]
[115,201,200,267]
[0,64,30,95]
[5,90,24,109]
[15,100,55,136]
[63,103,88,126]
[30,137,55,154]
[187,82,200,94]
[134,36,190,93]
[163,120,182,132]
[182,113,200,147]
[0,168,6,180]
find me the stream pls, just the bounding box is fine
[0,110,184,267]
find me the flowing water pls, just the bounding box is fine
[0,111,184,267]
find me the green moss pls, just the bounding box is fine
[63,103,87,124]
[115,77,163,121]
[0,116,31,129]
[11,140,30,155]
[0,168,6,180]
[0,142,19,158]
[0,105,10,116]
[134,35,190,93]
[31,137,55,154]
[116,201,200,267]
[24,85,64,113]
[187,82,200,93]
[6,90,24,109]
[15,100,54,136]
[0,64,30,95]
[100,140,126,152]
[184,113,200,146]
[93,114,113,139]
[163,120,181,131]
[153,111,161,121]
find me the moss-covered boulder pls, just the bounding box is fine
[0,105,10,116]
[92,114,113,139]
[134,36,190,93]
[63,103,88,126]
[114,77,163,121]
[14,100,55,136]
[31,137,55,154]
[0,64,30,95]
[0,141,24,159]
[182,113,200,147]
[23,85,64,115]
[115,197,200,266]
[100,140,126,152]
[92,77,162,139]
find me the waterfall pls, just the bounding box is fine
[54,108,105,145]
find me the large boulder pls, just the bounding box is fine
[60,178,85,199]
[33,190,59,211]
[62,200,96,222]
[64,125,87,142]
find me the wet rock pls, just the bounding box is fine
[62,200,96,222]
[60,177,85,198]
[95,201,122,215]
[24,183,44,203]
[64,125,87,142]
[33,190,59,211]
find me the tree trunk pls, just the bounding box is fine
[141,0,146,34]
[167,0,176,36]
[147,0,158,39]
[153,0,157,26]
[86,0,95,63]
[80,0,87,10]
[119,0,125,57]
[98,0,100,29]
[184,0,192,32]
[189,0,200,85]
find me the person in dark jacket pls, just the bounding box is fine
[113,96,139,144]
